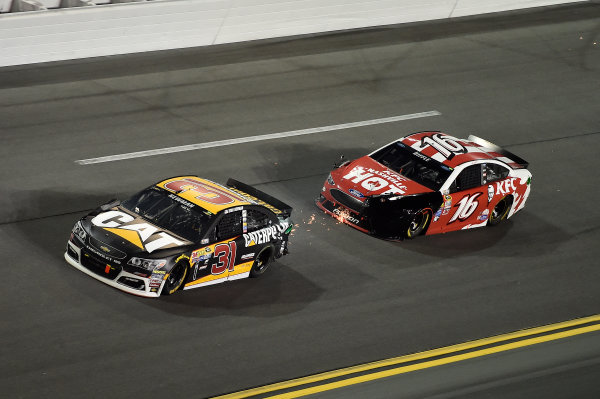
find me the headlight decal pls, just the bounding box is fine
[128,257,167,272]
[327,173,335,185]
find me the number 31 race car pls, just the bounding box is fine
[317,132,532,240]
[65,176,293,297]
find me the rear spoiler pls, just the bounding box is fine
[226,178,293,218]
[468,135,529,169]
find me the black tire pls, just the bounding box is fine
[250,246,273,278]
[162,261,187,295]
[406,209,431,239]
[488,196,513,226]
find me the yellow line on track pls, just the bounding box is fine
[211,315,600,399]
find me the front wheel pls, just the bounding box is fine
[406,209,431,239]
[250,246,273,278]
[488,196,513,226]
[162,262,187,295]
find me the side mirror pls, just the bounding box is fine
[99,199,120,211]
[333,155,346,169]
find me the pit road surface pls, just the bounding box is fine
[1,4,599,398]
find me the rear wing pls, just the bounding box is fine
[468,135,529,169]
[226,178,293,218]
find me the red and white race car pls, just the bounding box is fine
[316,132,532,240]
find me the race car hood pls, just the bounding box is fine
[82,208,193,258]
[332,156,433,200]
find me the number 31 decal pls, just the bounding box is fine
[449,193,482,223]
[210,241,237,275]
[421,133,467,160]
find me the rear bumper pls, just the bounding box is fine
[65,241,163,298]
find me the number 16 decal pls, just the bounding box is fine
[449,193,482,223]
[210,241,237,275]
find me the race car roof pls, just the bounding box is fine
[156,176,253,214]
[400,132,524,169]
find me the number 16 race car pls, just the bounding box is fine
[317,132,532,240]
[65,176,293,297]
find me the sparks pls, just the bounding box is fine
[333,208,352,224]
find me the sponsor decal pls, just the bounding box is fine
[210,241,237,275]
[277,220,291,234]
[496,178,517,196]
[168,193,195,208]
[86,245,121,264]
[413,151,432,162]
[478,209,490,221]
[91,210,185,253]
[243,226,279,247]
[449,193,482,223]
[193,254,211,263]
[419,133,467,160]
[242,209,248,233]
[332,207,360,224]
[348,189,364,198]
[442,196,453,215]
[342,166,407,195]
[488,185,494,204]
[434,208,443,222]
[227,186,283,215]
[175,254,190,263]
[241,253,255,260]
[149,277,162,288]
[224,206,244,214]
[443,195,452,209]
[163,178,245,206]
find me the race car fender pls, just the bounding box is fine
[364,192,444,238]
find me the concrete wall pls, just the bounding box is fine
[0,0,587,67]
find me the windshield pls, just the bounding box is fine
[370,141,452,191]
[121,187,211,242]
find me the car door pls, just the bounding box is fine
[185,210,243,288]
[429,163,489,233]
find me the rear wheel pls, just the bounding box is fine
[162,261,187,295]
[406,209,431,239]
[250,246,273,277]
[488,196,513,226]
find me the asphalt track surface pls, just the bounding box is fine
[1,4,599,398]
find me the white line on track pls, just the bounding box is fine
[75,110,441,165]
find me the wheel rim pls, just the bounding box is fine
[409,212,424,232]
[491,199,508,221]
[408,210,429,237]
[255,255,266,272]
[168,264,184,286]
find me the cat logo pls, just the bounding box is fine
[243,226,279,247]
[91,210,185,253]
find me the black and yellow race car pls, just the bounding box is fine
[65,176,293,297]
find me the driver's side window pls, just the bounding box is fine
[215,211,242,241]
[449,164,482,193]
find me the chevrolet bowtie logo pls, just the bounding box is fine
[100,246,110,252]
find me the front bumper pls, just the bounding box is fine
[65,241,164,298]
[315,193,370,233]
